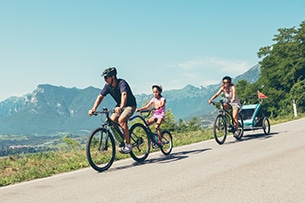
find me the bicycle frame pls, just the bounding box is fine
[130,109,173,155]
[214,100,240,131]
[130,109,159,145]
[86,107,151,172]
[93,108,124,143]
[211,100,244,144]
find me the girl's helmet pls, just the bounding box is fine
[152,84,163,93]
[101,67,117,78]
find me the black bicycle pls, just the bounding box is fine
[132,109,173,155]
[211,100,244,145]
[86,107,149,172]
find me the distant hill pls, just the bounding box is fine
[0,64,260,135]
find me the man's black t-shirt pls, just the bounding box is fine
[100,79,137,107]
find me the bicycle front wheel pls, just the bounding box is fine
[86,128,115,172]
[263,117,270,135]
[129,123,150,162]
[213,114,227,145]
[160,130,173,155]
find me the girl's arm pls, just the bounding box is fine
[137,100,153,111]
[156,98,166,109]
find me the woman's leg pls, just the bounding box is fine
[232,108,239,131]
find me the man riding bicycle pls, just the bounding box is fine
[88,67,137,153]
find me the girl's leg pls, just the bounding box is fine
[146,117,155,125]
[155,118,163,142]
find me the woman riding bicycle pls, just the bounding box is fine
[208,76,241,137]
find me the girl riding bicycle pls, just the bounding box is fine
[136,84,166,146]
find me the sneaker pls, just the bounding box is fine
[157,140,163,147]
[233,131,239,138]
[121,143,132,154]
[118,142,125,153]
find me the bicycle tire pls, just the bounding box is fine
[213,114,227,145]
[263,117,270,135]
[129,123,150,162]
[86,127,115,172]
[234,112,244,140]
[160,130,173,155]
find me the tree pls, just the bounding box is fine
[289,80,305,113]
[187,117,201,131]
[255,21,305,117]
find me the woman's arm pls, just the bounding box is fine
[208,87,223,103]
[231,85,237,103]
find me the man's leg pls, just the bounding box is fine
[119,107,135,153]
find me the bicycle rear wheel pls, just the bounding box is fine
[160,130,173,155]
[129,123,150,162]
[86,128,115,172]
[213,114,227,145]
[234,112,244,140]
[263,117,270,135]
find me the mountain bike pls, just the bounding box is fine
[86,107,149,172]
[132,109,173,155]
[211,100,244,145]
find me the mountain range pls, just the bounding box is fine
[0,64,260,136]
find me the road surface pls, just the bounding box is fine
[1,118,305,202]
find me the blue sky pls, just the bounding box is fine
[1,0,304,101]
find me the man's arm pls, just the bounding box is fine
[89,94,104,115]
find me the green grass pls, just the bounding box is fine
[1,114,304,187]
[0,130,213,187]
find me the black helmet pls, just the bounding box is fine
[152,84,163,93]
[222,76,232,83]
[101,67,117,78]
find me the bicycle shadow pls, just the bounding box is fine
[225,131,278,144]
[110,147,212,172]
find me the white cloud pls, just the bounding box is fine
[168,57,251,88]
[178,57,249,74]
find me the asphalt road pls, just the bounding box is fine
[1,118,305,203]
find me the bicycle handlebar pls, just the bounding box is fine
[92,107,115,116]
[210,100,232,108]
[136,108,155,117]
[211,99,227,104]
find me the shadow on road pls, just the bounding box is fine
[242,131,278,140]
[225,131,278,145]
[110,148,212,172]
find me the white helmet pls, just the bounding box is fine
[152,84,163,93]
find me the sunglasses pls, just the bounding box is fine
[223,81,230,84]
[104,76,111,80]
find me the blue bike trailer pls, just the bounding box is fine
[240,103,263,130]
